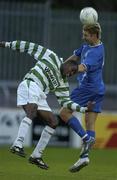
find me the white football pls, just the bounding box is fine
[80,7,98,25]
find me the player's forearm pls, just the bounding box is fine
[58,98,87,113]
[0,40,36,53]
[0,40,46,61]
[0,40,26,50]
[62,100,80,112]
[65,54,80,62]
[5,40,30,52]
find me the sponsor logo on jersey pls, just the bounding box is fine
[45,67,59,89]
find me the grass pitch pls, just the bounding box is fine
[0,146,117,180]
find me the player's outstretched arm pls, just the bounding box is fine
[65,54,80,63]
[0,40,48,61]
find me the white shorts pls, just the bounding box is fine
[17,80,51,111]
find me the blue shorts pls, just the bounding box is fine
[70,87,105,113]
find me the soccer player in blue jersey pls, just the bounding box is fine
[60,22,105,172]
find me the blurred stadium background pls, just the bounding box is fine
[0,0,117,149]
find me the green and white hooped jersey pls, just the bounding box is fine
[5,40,80,112]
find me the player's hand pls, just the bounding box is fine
[0,41,5,48]
[86,101,95,112]
[79,101,95,113]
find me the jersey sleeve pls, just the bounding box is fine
[73,45,84,57]
[55,77,81,112]
[5,40,47,61]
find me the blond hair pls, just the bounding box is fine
[83,22,101,39]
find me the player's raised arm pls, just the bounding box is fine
[0,40,47,61]
[65,54,80,62]
[0,40,36,51]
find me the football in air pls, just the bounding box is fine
[80,7,98,25]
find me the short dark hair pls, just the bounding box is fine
[60,60,78,75]
[64,59,78,66]
[83,22,101,39]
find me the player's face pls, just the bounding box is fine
[82,30,94,45]
[62,63,78,77]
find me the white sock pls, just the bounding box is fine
[31,125,55,158]
[13,117,32,148]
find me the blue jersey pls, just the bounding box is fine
[74,43,105,95]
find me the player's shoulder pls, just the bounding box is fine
[94,43,104,55]
[90,43,104,53]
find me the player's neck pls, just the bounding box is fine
[92,39,101,46]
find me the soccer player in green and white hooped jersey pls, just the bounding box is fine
[5,40,80,108]
[0,40,93,170]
